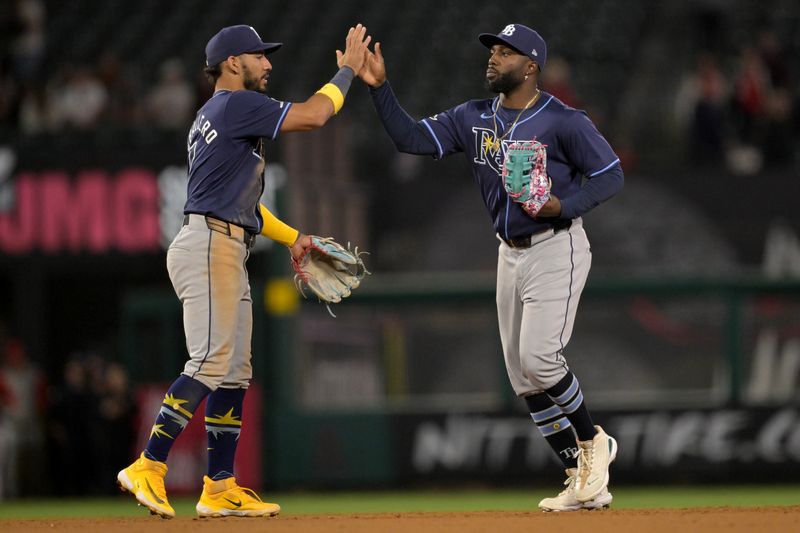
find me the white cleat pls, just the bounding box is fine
[539,468,613,512]
[574,425,618,502]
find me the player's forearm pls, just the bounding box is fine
[369,81,438,156]
[559,165,624,219]
[281,67,355,131]
[259,203,300,246]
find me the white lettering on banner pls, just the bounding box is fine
[756,409,800,462]
[613,409,798,467]
[703,411,748,462]
[412,416,549,473]
[410,409,800,474]
[762,222,800,278]
[747,329,800,403]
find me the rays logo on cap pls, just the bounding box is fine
[249,26,261,39]
[501,24,516,36]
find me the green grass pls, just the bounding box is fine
[1,486,798,519]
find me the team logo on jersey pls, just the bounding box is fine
[501,24,516,36]
[472,126,509,173]
[471,126,548,178]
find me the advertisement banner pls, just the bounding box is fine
[394,407,800,485]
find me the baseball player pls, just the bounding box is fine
[357,24,623,511]
[117,24,371,519]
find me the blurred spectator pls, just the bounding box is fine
[674,52,728,165]
[46,352,138,495]
[0,76,16,126]
[754,31,795,166]
[756,30,790,90]
[9,0,45,84]
[146,58,195,129]
[95,362,137,494]
[48,356,93,495]
[540,56,580,108]
[762,87,795,165]
[17,81,46,134]
[0,371,15,499]
[48,65,108,130]
[731,47,770,145]
[0,338,47,497]
[97,52,143,127]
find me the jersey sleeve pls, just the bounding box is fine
[560,111,620,177]
[225,91,292,140]
[418,104,467,159]
[557,110,624,219]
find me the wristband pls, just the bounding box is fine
[315,66,355,114]
[316,84,345,114]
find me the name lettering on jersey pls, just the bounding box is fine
[187,114,218,171]
[189,114,218,145]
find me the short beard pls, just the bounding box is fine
[242,64,266,93]
[485,70,524,95]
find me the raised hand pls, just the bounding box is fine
[335,24,371,74]
[358,42,386,87]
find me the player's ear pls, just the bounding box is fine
[224,55,240,74]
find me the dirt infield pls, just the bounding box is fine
[3,506,799,533]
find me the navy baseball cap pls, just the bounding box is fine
[479,24,547,70]
[205,25,282,66]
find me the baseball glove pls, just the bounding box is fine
[292,236,369,315]
[502,140,551,218]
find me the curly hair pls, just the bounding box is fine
[204,63,222,85]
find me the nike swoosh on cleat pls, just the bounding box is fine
[144,478,166,504]
[224,497,242,507]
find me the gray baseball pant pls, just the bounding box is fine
[166,214,253,390]
[496,217,591,396]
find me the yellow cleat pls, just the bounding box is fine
[196,475,281,518]
[117,452,175,519]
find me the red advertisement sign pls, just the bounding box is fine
[0,168,160,254]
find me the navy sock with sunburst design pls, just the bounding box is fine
[144,374,211,462]
[205,387,246,480]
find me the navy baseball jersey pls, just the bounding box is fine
[185,90,292,233]
[370,82,622,242]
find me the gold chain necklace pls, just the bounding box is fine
[487,89,541,153]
